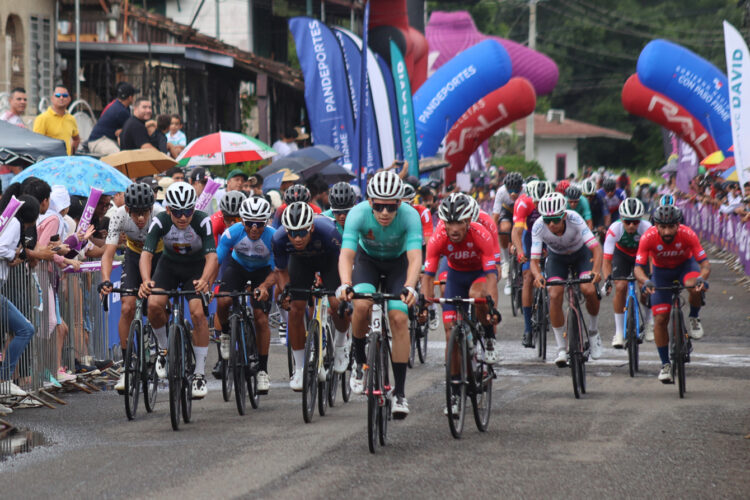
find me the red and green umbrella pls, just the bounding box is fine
[176,131,276,167]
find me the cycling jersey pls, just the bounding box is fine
[321,208,344,234]
[341,200,422,260]
[603,220,651,259]
[530,210,598,257]
[588,193,607,227]
[272,215,341,270]
[569,196,592,221]
[143,210,215,262]
[597,188,626,220]
[476,210,501,260]
[513,194,540,230]
[413,204,434,241]
[217,223,275,272]
[106,204,165,253]
[424,222,497,275]
[210,211,228,246]
[635,225,706,269]
[493,185,521,214]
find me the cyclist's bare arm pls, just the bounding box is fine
[138,250,154,298]
[530,258,544,286]
[511,225,525,261]
[337,247,356,300]
[194,253,218,293]
[100,243,117,294]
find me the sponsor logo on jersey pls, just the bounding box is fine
[365,229,375,240]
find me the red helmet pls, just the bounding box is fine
[555,180,570,194]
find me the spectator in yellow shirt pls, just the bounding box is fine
[33,86,80,155]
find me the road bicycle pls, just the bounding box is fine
[613,276,645,377]
[103,288,158,421]
[546,275,593,399]
[428,296,495,439]
[408,282,429,367]
[509,249,523,317]
[530,281,549,361]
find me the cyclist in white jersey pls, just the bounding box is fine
[530,193,603,367]
[492,172,524,294]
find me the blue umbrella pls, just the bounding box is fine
[262,171,284,194]
[11,156,132,196]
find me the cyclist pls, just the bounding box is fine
[565,185,593,230]
[337,171,422,419]
[273,202,350,389]
[582,178,607,241]
[598,178,626,226]
[511,180,552,348]
[210,190,247,246]
[99,182,164,392]
[402,183,434,245]
[649,193,679,224]
[322,181,357,234]
[492,172,524,295]
[634,205,710,383]
[216,196,277,393]
[530,192,603,367]
[422,194,501,363]
[601,198,653,348]
[271,184,322,228]
[138,182,218,399]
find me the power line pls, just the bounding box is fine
[538,34,638,61]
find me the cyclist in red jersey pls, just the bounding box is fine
[634,205,710,384]
[402,183,433,242]
[210,191,246,246]
[422,193,501,364]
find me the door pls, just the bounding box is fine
[555,154,566,181]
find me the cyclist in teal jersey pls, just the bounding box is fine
[322,182,357,234]
[565,185,593,230]
[337,171,423,419]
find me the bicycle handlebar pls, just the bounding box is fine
[546,277,594,286]
[426,296,488,305]
[286,287,338,297]
[100,287,139,312]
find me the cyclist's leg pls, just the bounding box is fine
[287,255,317,376]
[680,258,704,339]
[575,246,600,333]
[147,257,177,349]
[178,261,208,377]
[521,230,534,342]
[381,253,412,412]
[651,265,677,377]
[248,266,274,375]
[350,248,380,366]
[118,249,143,350]
[610,248,631,346]
[545,253,568,363]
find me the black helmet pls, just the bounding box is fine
[565,185,582,201]
[329,182,357,209]
[603,178,616,192]
[284,184,311,204]
[652,204,682,225]
[124,182,155,210]
[504,172,523,193]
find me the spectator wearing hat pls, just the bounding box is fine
[156,177,174,204]
[247,173,263,196]
[88,82,138,155]
[33,86,80,155]
[294,126,310,148]
[271,128,299,161]
[189,167,209,197]
[225,169,248,192]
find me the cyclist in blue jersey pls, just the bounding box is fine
[337,171,423,419]
[272,202,350,390]
[321,181,357,235]
[598,178,626,225]
[216,196,277,392]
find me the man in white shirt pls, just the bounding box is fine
[0,87,27,128]
[271,128,299,161]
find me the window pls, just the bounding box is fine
[29,15,52,112]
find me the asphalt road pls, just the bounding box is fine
[2,254,749,499]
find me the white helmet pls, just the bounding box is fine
[437,193,474,222]
[367,171,403,200]
[401,183,416,200]
[528,180,552,202]
[281,201,314,230]
[619,197,645,219]
[467,195,480,222]
[537,192,567,217]
[581,178,597,196]
[219,190,247,216]
[239,196,273,221]
[164,181,197,210]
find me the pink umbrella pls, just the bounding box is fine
[176,131,276,166]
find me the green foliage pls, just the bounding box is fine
[492,155,545,180]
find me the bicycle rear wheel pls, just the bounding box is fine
[446,325,467,438]
[417,321,428,364]
[124,320,142,420]
[231,315,247,415]
[567,312,581,399]
[471,351,493,432]
[510,262,521,317]
[540,290,548,360]
[245,319,260,409]
[181,327,194,424]
[341,343,353,403]
[168,324,182,431]
[366,334,380,453]
[142,325,158,413]
[408,312,417,368]
[302,320,319,423]
[627,303,638,377]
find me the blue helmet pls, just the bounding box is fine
[659,194,675,206]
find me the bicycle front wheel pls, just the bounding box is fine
[417,320,428,364]
[302,319,319,423]
[366,333,380,453]
[124,320,142,421]
[318,323,333,417]
[142,325,158,413]
[378,333,391,446]
[245,319,260,409]
[446,325,468,438]
[180,327,194,424]
[673,309,687,398]
[167,324,182,431]
[627,303,638,377]
[567,312,581,399]
[231,315,247,416]
[471,352,493,432]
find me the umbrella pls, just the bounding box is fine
[0,120,68,160]
[708,156,734,172]
[700,150,725,166]
[256,156,320,179]
[721,165,739,181]
[101,149,177,179]
[262,170,286,194]
[317,163,354,184]
[419,156,450,174]
[10,156,132,196]
[635,176,653,186]
[176,131,276,167]
[288,145,342,169]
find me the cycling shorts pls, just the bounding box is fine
[152,256,205,300]
[288,253,340,302]
[499,207,513,223]
[352,246,408,314]
[442,268,486,322]
[219,258,271,309]
[650,258,700,315]
[121,248,160,291]
[611,247,636,279]
[522,229,532,272]
[545,246,594,281]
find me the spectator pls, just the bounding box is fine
[33,86,80,155]
[119,98,156,150]
[105,191,125,219]
[137,176,161,198]
[720,182,743,215]
[294,126,310,148]
[271,128,299,160]
[156,177,174,204]
[0,87,27,128]
[145,119,157,137]
[248,174,264,196]
[189,167,209,198]
[164,166,185,182]
[743,181,750,200]
[167,114,187,158]
[87,82,137,155]
[225,169,247,192]
[150,114,171,155]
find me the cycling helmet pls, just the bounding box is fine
[239,196,273,221]
[602,178,617,192]
[438,193,473,222]
[555,180,570,194]
[565,185,582,201]
[528,180,552,203]
[283,184,311,204]
[164,181,196,210]
[401,183,416,200]
[537,192,567,217]
[504,172,524,193]
[281,201,314,230]
[619,197,644,219]
[581,178,597,196]
[367,170,403,200]
[219,190,247,216]
[329,182,357,209]
[659,193,675,206]
[467,195,480,222]
[525,175,539,184]
[124,182,155,211]
[652,204,682,225]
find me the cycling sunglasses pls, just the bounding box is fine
[244,220,266,229]
[54,92,70,98]
[332,208,350,215]
[543,216,563,224]
[171,208,194,219]
[288,228,309,239]
[623,219,640,226]
[130,209,150,218]
[372,202,399,213]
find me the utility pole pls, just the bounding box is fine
[247,0,254,52]
[525,0,537,162]
[216,0,220,39]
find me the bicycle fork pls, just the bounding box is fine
[366,303,392,407]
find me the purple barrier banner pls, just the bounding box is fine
[64,260,121,274]
[64,187,103,251]
[683,202,750,275]
[0,196,24,238]
[195,179,221,212]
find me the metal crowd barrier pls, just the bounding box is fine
[1,262,111,398]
